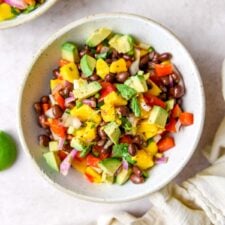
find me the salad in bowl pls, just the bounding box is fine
[33,27,194,185]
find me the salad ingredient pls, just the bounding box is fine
[0,131,17,171]
[34,27,194,185]
[0,3,14,21]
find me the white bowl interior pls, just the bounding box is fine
[18,14,205,202]
[0,0,57,29]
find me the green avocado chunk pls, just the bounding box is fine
[130,97,141,117]
[109,34,134,53]
[98,158,121,176]
[43,152,61,172]
[116,168,132,185]
[104,122,121,144]
[125,75,148,93]
[80,54,96,77]
[116,84,137,100]
[0,131,17,171]
[102,171,114,184]
[61,42,80,63]
[148,105,168,128]
[86,28,112,47]
[73,81,102,99]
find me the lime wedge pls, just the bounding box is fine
[0,131,17,171]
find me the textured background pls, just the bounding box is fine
[0,0,225,224]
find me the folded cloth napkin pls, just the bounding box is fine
[97,63,225,225]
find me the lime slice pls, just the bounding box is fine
[0,131,17,171]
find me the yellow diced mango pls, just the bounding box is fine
[0,3,15,21]
[70,104,101,124]
[72,158,87,174]
[60,62,79,83]
[96,58,110,79]
[109,58,127,73]
[145,141,158,156]
[137,120,161,139]
[104,91,127,106]
[133,150,154,170]
[85,166,102,183]
[147,81,162,96]
[74,122,97,142]
[101,104,116,122]
[50,79,64,91]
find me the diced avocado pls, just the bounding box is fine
[70,137,86,151]
[43,152,60,172]
[165,99,175,111]
[49,141,58,152]
[73,81,102,99]
[104,122,121,144]
[98,158,121,176]
[125,75,148,93]
[109,34,134,53]
[116,168,132,185]
[86,28,111,47]
[61,42,80,63]
[130,97,141,117]
[67,126,76,135]
[73,78,88,90]
[137,70,144,76]
[102,171,114,184]
[148,106,168,128]
[116,84,137,100]
[80,54,96,77]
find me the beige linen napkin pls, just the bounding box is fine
[97,63,225,225]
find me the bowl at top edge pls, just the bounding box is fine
[18,13,205,203]
[0,0,58,29]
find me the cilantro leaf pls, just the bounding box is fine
[130,96,141,117]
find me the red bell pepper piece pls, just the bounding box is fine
[84,173,94,183]
[165,118,177,132]
[54,92,65,110]
[86,154,101,168]
[144,92,166,108]
[119,135,133,144]
[155,63,173,77]
[179,112,194,126]
[49,119,66,138]
[158,136,175,152]
[99,82,116,101]
[171,104,182,118]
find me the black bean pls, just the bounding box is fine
[38,115,48,128]
[97,139,106,147]
[100,146,111,155]
[116,72,130,83]
[112,49,119,59]
[158,52,172,62]
[97,126,107,140]
[149,51,156,60]
[105,58,113,64]
[132,166,142,176]
[67,102,75,109]
[38,135,50,147]
[140,55,149,66]
[62,143,72,152]
[159,93,167,101]
[34,102,42,115]
[152,53,160,63]
[130,174,144,184]
[161,76,170,86]
[41,96,49,104]
[52,105,63,118]
[89,74,100,81]
[170,85,184,98]
[105,73,115,82]
[117,106,130,116]
[132,135,143,145]
[171,72,180,83]
[128,144,137,156]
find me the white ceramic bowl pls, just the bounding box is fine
[0,0,57,29]
[18,13,205,203]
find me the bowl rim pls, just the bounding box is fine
[0,0,58,29]
[17,12,205,203]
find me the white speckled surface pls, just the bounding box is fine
[0,0,225,224]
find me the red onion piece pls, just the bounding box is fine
[153,134,162,143]
[82,99,96,108]
[155,156,168,164]
[69,91,74,97]
[122,159,129,170]
[60,149,77,176]
[5,0,27,9]
[65,96,75,105]
[175,119,182,132]
[58,138,65,150]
